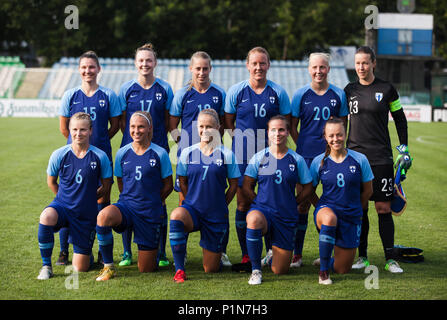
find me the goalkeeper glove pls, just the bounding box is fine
[394,144,412,174]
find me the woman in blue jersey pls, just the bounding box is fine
[289,52,349,268]
[169,51,231,267]
[169,109,240,283]
[242,115,313,285]
[95,111,173,281]
[56,51,121,266]
[169,51,226,204]
[224,47,291,265]
[37,112,113,280]
[118,43,174,268]
[309,117,373,285]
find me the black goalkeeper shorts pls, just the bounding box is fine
[370,164,394,202]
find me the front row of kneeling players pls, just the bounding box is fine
[37,109,373,285]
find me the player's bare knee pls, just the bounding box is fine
[203,264,219,273]
[334,265,351,274]
[246,212,264,229]
[317,210,337,227]
[375,201,391,214]
[272,265,289,275]
[39,208,58,226]
[138,264,156,273]
[72,262,89,273]
[170,208,186,222]
[97,210,112,226]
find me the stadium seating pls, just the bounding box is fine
[0,56,25,98]
[35,56,350,99]
[0,55,431,106]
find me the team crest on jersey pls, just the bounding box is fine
[213,96,219,104]
[99,100,105,107]
[289,164,295,172]
[375,92,383,102]
[269,96,275,104]
[149,159,157,167]
[330,99,337,107]
[216,159,223,166]
[156,93,162,101]
[349,165,356,173]
[90,161,97,170]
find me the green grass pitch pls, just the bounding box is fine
[0,118,446,300]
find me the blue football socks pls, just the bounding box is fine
[319,224,336,272]
[246,228,263,271]
[121,228,132,255]
[96,225,114,265]
[170,220,187,271]
[158,204,168,259]
[58,227,69,253]
[235,210,248,256]
[38,224,54,267]
[294,213,308,255]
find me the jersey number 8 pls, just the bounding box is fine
[337,173,345,187]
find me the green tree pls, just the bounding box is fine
[1,0,445,64]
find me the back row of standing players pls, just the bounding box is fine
[38,43,412,284]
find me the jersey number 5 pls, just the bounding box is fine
[135,166,142,180]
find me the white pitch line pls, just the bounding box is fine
[416,135,447,145]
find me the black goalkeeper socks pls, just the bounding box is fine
[358,208,369,258]
[378,212,395,260]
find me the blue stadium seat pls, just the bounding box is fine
[38,57,350,99]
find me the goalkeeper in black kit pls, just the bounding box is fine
[344,46,412,273]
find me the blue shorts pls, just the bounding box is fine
[48,201,96,255]
[181,203,228,253]
[113,202,162,251]
[313,205,362,249]
[248,205,298,251]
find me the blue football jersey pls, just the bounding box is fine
[245,148,312,223]
[291,83,348,159]
[176,144,240,223]
[118,78,173,150]
[60,86,122,159]
[47,145,112,221]
[170,83,225,155]
[115,142,172,222]
[224,80,291,163]
[310,149,374,221]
